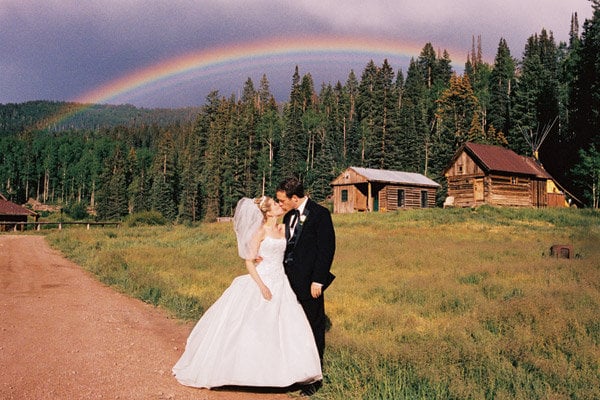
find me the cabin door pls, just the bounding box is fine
[474,178,484,202]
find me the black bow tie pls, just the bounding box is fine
[290,209,300,229]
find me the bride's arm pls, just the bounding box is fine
[244,228,272,301]
[245,258,272,300]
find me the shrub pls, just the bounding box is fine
[64,202,89,220]
[124,210,167,227]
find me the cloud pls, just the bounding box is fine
[293,0,591,56]
[0,0,595,107]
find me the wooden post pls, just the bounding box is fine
[367,182,372,212]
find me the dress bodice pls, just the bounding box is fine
[256,236,286,277]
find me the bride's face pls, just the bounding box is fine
[267,199,284,218]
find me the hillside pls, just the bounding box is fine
[0,101,201,134]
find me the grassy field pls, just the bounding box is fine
[45,207,600,399]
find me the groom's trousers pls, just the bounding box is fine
[300,294,326,365]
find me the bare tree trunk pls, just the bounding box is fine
[342,116,347,160]
[44,169,49,203]
[90,181,95,208]
[424,140,429,177]
[268,137,273,188]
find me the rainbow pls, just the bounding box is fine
[75,35,466,105]
[42,36,466,128]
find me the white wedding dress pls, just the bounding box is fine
[172,236,322,389]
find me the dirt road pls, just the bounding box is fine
[0,235,292,400]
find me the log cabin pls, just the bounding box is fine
[443,142,567,208]
[0,193,39,231]
[330,167,440,213]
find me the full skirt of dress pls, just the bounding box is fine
[172,237,322,389]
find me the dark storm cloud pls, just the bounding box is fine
[0,0,593,107]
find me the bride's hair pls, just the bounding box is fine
[254,196,272,220]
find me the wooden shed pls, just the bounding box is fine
[0,193,39,231]
[443,142,566,208]
[331,167,440,213]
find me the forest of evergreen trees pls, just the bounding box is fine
[1,3,599,219]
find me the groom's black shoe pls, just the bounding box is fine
[300,380,322,397]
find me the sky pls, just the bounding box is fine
[0,0,594,109]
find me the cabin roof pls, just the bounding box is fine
[346,167,440,187]
[461,142,551,178]
[0,193,38,216]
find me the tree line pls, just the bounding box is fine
[1,4,599,218]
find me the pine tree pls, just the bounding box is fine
[466,36,492,136]
[342,70,361,166]
[571,144,600,208]
[279,66,308,179]
[322,81,348,174]
[356,60,379,166]
[200,94,232,221]
[258,74,275,114]
[178,127,202,223]
[220,96,242,217]
[397,59,429,173]
[129,147,154,214]
[560,13,582,144]
[369,59,398,169]
[488,38,516,139]
[256,107,282,196]
[568,1,600,202]
[96,145,129,220]
[150,129,178,220]
[415,43,454,177]
[571,2,600,150]
[238,78,261,197]
[433,74,483,178]
[511,29,560,159]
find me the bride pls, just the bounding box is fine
[172,196,322,389]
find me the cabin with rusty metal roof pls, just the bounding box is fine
[443,142,567,208]
[330,167,440,213]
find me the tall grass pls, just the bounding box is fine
[45,207,600,399]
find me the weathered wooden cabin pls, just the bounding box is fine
[330,167,440,213]
[443,142,566,208]
[0,193,39,231]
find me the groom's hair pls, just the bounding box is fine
[277,177,305,198]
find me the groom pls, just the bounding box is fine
[276,177,336,369]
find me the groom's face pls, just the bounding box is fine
[276,191,296,212]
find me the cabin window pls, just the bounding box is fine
[458,163,464,174]
[341,189,348,202]
[397,189,405,207]
[421,190,428,208]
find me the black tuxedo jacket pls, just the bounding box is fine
[283,198,335,300]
